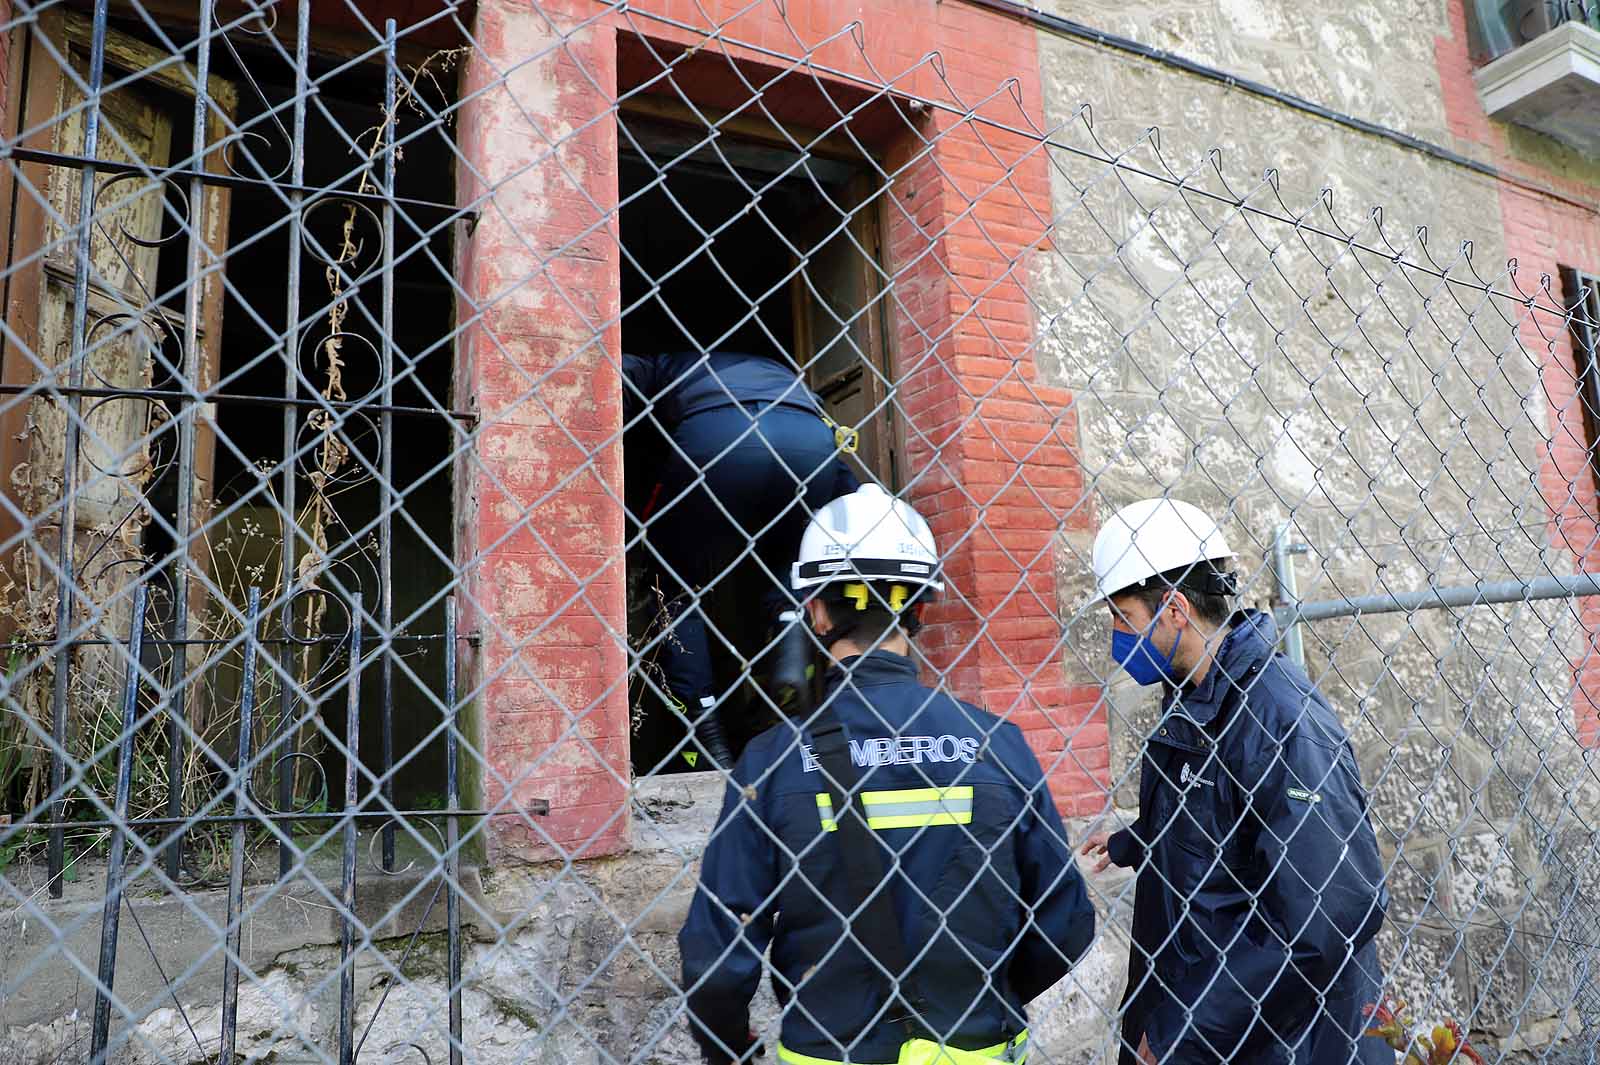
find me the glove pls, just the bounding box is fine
[767,612,813,716]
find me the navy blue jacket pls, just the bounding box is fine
[680,652,1095,1064]
[1108,611,1389,1064]
[623,351,826,428]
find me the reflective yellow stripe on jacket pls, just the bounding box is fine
[814,787,974,833]
[776,1030,1028,1065]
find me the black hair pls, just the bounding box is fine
[818,581,926,648]
[1127,563,1235,627]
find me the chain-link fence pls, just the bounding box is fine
[2,0,1599,1063]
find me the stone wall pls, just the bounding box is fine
[1031,0,1599,1048]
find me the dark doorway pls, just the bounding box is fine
[618,111,895,774]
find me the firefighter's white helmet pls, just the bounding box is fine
[1090,497,1234,603]
[792,484,944,593]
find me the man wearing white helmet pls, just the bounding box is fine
[679,483,1096,1065]
[1078,498,1389,1065]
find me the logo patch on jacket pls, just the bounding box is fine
[800,735,980,772]
[1180,761,1214,788]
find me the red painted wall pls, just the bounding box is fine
[458,0,1110,859]
[457,1,631,861]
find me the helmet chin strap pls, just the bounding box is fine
[819,622,856,651]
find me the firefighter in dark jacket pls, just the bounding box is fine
[624,350,859,768]
[1079,498,1390,1065]
[679,484,1096,1065]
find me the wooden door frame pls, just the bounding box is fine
[0,9,237,641]
[788,172,900,487]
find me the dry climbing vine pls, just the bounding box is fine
[285,48,467,796]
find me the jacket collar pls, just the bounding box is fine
[1167,609,1277,725]
[824,650,919,690]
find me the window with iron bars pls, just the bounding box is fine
[0,5,462,880]
[1567,266,1600,497]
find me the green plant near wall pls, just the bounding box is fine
[1,644,34,813]
[1,645,36,874]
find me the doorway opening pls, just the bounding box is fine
[618,102,898,775]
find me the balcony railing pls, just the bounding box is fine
[1472,0,1600,62]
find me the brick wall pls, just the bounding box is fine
[611,0,1112,817]
[457,0,1110,858]
[1436,0,1600,744]
[879,101,1109,816]
[457,0,630,861]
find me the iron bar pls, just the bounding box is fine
[3,626,467,652]
[1275,572,1600,626]
[88,584,148,1065]
[0,631,469,650]
[1269,523,1308,669]
[218,587,260,1065]
[6,807,515,832]
[445,596,463,1065]
[0,381,478,420]
[277,0,311,880]
[163,0,216,886]
[338,593,363,1065]
[0,145,474,219]
[379,19,398,874]
[47,0,112,901]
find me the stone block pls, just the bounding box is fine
[1449,831,1529,924]
[1459,923,1529,1037]
[1384,839,1456,929]
[1376,924,1466,1020]
[1369,734,1468,846]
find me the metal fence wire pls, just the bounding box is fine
[2,0,1600,1063]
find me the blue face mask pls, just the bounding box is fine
[1111,615,1181,686]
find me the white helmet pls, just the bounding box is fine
[792,484,944,593]
[1090,497,1234,603]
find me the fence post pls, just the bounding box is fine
[1270,522,1308,670]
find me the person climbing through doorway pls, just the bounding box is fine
[624,349,860,768]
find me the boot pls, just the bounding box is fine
[692,695,735,770]
[768,611,814,716]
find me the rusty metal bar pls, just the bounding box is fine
[88,584,149,1065]
[218,587,261,1065]
[162,0,216,885]
[378,18,398,874]
[0,144,474,219]
[14,807,513,831]
[47,0,113,901]
[445,595,463,1065]
[0,381,478,420]
[338,593,364,1065]
[276,0,312,880]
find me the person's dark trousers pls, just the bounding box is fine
[1115,939,1389,1065]
[647,405,858,765]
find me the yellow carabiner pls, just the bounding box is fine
[820,413,860,455]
